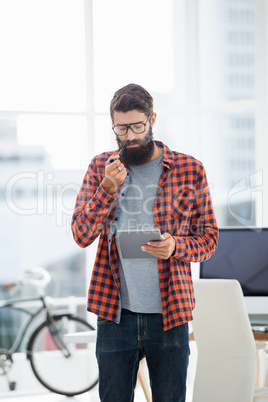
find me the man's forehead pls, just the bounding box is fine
[113,110,147,124]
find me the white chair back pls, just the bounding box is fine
[192,279,257,402]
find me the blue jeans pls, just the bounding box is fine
[96,309,190,402]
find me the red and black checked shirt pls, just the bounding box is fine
[72,141,218,331]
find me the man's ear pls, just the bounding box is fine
[150,112,157,127]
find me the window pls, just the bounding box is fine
[0,0,88,294]
[197,0,257,227]
[1,0,268,293]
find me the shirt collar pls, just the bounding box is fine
[154,140,175,169]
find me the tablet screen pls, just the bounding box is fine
[116,229,162,259]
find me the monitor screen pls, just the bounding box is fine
[200,228,268,297]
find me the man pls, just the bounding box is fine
[72,83,218,402]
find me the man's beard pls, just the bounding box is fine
[116,128,155,167]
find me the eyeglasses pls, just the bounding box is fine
[112,116,150,136]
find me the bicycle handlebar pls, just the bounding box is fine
[24,266,51,288]
[2,266,51,294]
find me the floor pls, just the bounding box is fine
[0,386,150,402]
[0,384,194,402]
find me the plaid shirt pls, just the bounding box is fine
[72,141,218,331]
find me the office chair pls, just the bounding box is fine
[191,279,268,402]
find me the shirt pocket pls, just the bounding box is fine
[171,187,195,220]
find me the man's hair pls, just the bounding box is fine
[110,83,153,121]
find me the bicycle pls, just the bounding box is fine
[0,267,98,396]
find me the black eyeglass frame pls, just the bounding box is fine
[112,115,151,136]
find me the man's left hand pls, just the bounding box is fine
[141,233,176,260]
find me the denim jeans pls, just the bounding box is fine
[96,309,190,402]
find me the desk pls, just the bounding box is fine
[189,331,268,342]
[253,332,268,341]
[64,331,152,402]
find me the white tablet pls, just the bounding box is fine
[116,229,162,259]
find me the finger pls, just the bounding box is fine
[146,234,172,247]
[141,246,168,259]
[106,161,123,177]
[146,240,164,248]
[161,232,172,241]
[142,237,174,258]
[141,245,159,256]
[111,161,121,170]
[147,235,171,247]
[113,163,126,175]
[142,244,165,253]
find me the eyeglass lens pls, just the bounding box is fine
[113,117,149,136]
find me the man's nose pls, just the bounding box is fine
[126,127,135,141]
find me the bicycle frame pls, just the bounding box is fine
[0,296,48,355]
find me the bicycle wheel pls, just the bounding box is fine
[27,314,98,396]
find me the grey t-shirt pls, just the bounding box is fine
[115,149,164,314]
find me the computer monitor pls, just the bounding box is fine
[199,227,268,317]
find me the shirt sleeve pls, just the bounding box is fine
[173,163,219,262]
[71,159,119,248]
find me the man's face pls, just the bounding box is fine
[113,110,157,166]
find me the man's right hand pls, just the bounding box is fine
[101,155,127,195]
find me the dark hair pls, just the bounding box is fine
[110,83,153,120]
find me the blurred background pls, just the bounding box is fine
[0,0,267,346]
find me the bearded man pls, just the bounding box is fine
[72,83,218,402]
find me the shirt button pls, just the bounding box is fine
[115,217,118,221]
[121,193,125,197]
